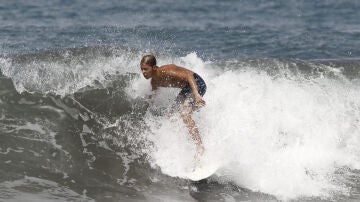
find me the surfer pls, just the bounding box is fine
[140,54,206,156]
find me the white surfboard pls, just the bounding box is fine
[184,164,218,181]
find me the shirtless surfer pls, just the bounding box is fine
[140,55,206,156]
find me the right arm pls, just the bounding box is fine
[148,79,158,100]
[151,79,158,91]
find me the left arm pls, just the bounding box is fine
[160,65,206,106]
[186,73,206,106]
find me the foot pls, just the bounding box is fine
[197,145,205,156]
[194,145,205,162]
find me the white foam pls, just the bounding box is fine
[0,49,144,96]
[136,53,360,200]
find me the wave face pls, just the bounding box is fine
[1,47,360,201]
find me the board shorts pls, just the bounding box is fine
[175,73,206,105]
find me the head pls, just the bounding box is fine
[140,55,157,79]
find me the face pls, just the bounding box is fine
[140,63,153,79]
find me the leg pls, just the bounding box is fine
[180,105,205,157]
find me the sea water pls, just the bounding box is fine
[1,1,360,201]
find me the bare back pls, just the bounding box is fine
[151,64,194,90]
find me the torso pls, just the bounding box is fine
[152,76,188,88]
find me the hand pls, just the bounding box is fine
[194,95,206,106]
[147,94,155,104]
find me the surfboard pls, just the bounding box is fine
[184,164,218,181]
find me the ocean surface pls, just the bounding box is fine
[1,0,360,201]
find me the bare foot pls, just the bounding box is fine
[194,145,205,162]
[197,145,205,156]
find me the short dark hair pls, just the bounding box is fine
[141,55,156,66]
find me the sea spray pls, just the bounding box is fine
[0,47,144,95]
[138,53,360,200]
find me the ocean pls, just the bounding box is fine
[1,0,360,201]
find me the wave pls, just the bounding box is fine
[145,54,360,200]
[1,46,360,200]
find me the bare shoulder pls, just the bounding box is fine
[158,64,178,70]
[158,64,192,74]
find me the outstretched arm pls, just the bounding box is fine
[160,65,206,106]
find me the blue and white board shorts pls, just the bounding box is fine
[175,73,206,105]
